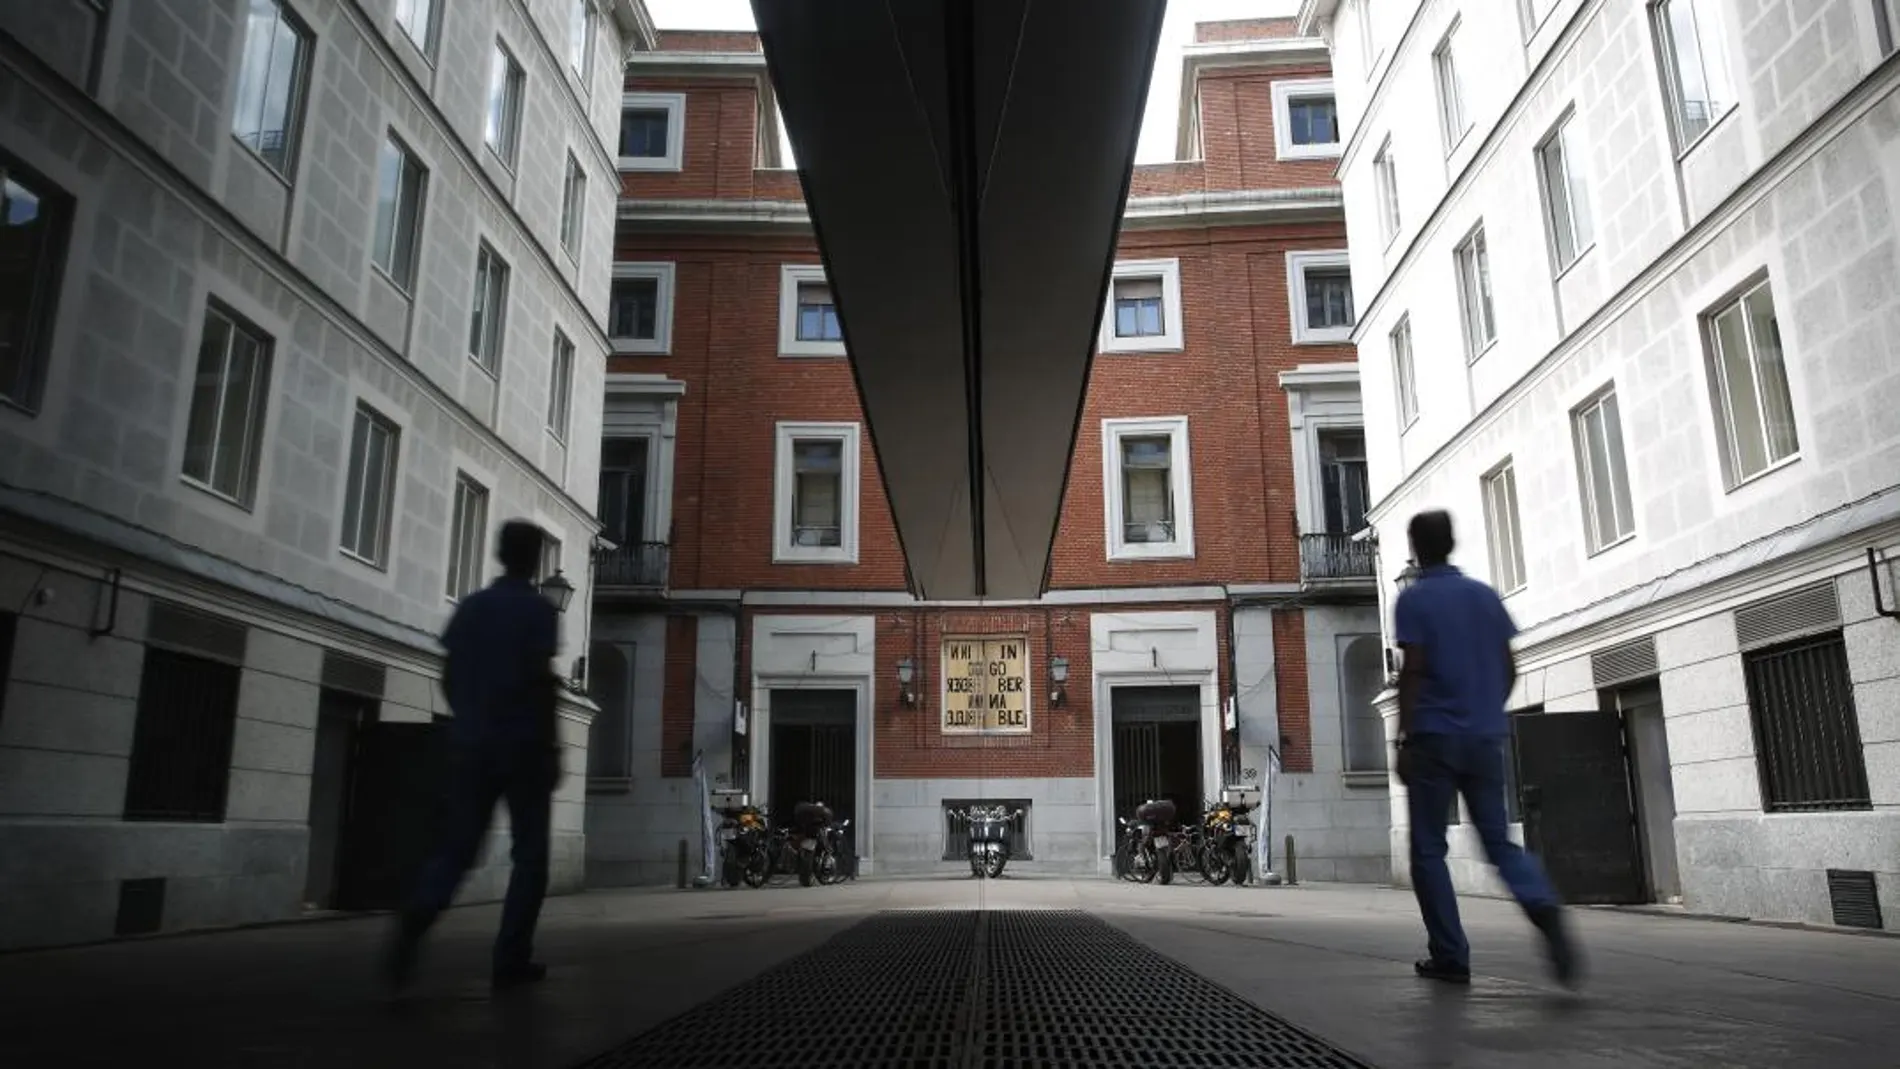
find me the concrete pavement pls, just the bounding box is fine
[0,875,1894,1068]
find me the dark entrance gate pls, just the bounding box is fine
[1110,686,1202,827]
[1514,708,1644,905]
[335,717,445,911]
[769,689,856,861]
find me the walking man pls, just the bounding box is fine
[1392,509,1580,987]
[384,520,564,994]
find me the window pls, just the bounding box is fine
[586,641,634,781]
[773,422,861,564]
[1520,0,1558,32]
[618,92,686,171]
[1537,113,1594,273]
[598,437,650,545]
[1340,636,1387,774]
[1098,259,1184,353]
[1391,317,1419,429]
[1572,388,1636,553]
[1704,280,1799,487]
[1271,78,1341,159]
[560,152,585,259]
[446,473,489,598]
[1374,140,1401,245]
[546,331,575,441]
[1744,633,1871,812]
[568,0,595,83]
[1286,251,1355,345]
[1879,0,1897,56]
[1102,417,1194,560]
[232,0,312,177]
[1655,0,1736,148]
[1481,461,1527,594]
[340,404,399,567]
[393,0,438,56]
[484,41,525,166]
[538,533,563,582]
[468,242,508,374]
[1454,226,1496,359]
[778,264,847,357]
[1318,431,1369,535]
[610,263,674,354]
[123,647,242,822]
[1357,0,1380,75]
[0,158,70,413]
[1433,28,1469,151]
[371,132,427,291]
[182,304,272,507]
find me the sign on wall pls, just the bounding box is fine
[940,636,1031,735]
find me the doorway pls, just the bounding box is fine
[334,714,445,911]
[768,689,857,856]
[305,689,373,909]
[1614,681,1680,903]
[1110,685,1203,826]
[1513,703,1645,905]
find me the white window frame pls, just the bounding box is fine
[1653,0,1737,152]
[1879,0,1898,56]
[1102,416,1195,562]
[609,262,675,355]
[1390,316,1418,430]
[568,0,596,86]
[484,40,526,168]
[1357,0,1381,78]
[230,0,312,181]
[469,241,509,375]
[1702,278,1801,490]
[1537,111,1595,275]
[1433,26,1470,154]
[778,264,847,357]
[1454,225,1497,360]
[1520,0,1560,36]
[547,329,575,442]
[1481,460,1527,595]
[1285,250,1355,346]
[773,422,861,565]
[181,301,273,509]
[1571,386,1637,554]
[560,152,585,260]
[1270,78,1341,160]
[618,92,686,172]
[1373,139,1400,246]
[446,471,491,600]
[340,402,401,569]
[393,0,439,60]
[371,130,427,293]
[1098,258,1185,354]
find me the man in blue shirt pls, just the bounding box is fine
[1393,509,1579,987]
[384,520,563,995]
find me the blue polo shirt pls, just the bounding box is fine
[441,577,560,747]
[1393,564,1517,737]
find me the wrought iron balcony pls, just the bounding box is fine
[1300,532,1376,582]
[593,541,670,591]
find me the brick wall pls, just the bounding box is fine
[622,78,770,199]
[656,30,761,52]
[1195,17,1301,43]
[661,614,698,776]
[742,604,1232,781]
[1196,65,1341,190]
[1271,609,1312,772]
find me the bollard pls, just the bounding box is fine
[676,838,688,889]
[1284,834,1298,886]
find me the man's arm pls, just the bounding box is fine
[1397,643,1425,738]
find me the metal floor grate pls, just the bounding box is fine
[572,910,1371,1069]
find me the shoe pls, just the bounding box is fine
[1529,905,1581,988]
[492,962,549,990]
[1414,958,1471,984]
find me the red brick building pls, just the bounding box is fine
[584,21,1389,881]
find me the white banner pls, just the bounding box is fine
[693,751,717,880]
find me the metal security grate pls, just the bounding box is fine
[1735,582,1842,651]
[1827,869,1884,929]
[573,911,1371,1069]
[1591,636,1658,689]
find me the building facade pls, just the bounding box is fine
[1301,0,1900,928]
[0,0,651,950]
[586,20,1393,884]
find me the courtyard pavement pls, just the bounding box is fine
[0,874,1894,1068]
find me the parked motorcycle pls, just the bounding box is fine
[1135,799,1179,885]
[952,805,1023,879]
[1116,815,1158,883]
[818,817,854,884]
[790,801,835,887]
[717,803,772,888]
[1199,798,1256,886]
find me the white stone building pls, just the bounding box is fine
[1299,0,1900,929]
[0,0,653,950]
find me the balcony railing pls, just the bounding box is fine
[594,542,670,590]
[1300,532,1376,582]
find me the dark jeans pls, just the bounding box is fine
[406,742,555,972]
[1406,732,1559,968]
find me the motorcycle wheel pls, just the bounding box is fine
[969,853,986,879]
[797,850,815,887]
[721,846,743,887]
[818,849,843,885]
[742,850,771,888]
[1133,845,1158,884]
[1157,845,1175,885]
[1201,841,1232,885]
[1232,842,1252,887]
[984,851,1006,879]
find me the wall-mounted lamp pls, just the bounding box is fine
[1394,560,1420,595]
[539,569,576,613]
[896,657,918,707]
[1049,655,1069,707]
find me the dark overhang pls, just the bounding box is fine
[752,0,1167,600]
